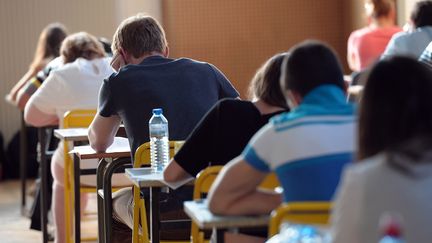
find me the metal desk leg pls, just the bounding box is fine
[214,228,226,243]
[150,187,160,243]
[73,154,81,243]
[102,158,131,243]
[38,128,49,243]
[20,114,27,215]
[97,159,108,243]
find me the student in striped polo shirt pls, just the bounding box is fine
[208,41,356,221]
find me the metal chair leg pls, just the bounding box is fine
[102,157,132,243]
[97,159,108,243]
[38,128,49,243]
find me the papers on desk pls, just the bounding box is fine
[105,137,130,151]
[70,136,130,156]
[163,175,194,190]
[125,167,194,190]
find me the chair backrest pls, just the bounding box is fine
[63,109,97,128]
[190,166,280,243]
[62,109,96,243]
[192,167,280,200]
[260,173,280,190]
[193,166,223,199]
[133,141,183,167]
[268,202,332,237]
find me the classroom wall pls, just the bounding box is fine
[0,0,161,145]
[1,0,368,147]
[398,0,422,25]
[162,0,347,99]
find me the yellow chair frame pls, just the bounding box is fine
[63,110,96,243]
[132,141,185,243]
[268,202,332,237]
[190,167,281,243]
[191,166,223,243]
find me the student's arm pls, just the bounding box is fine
[88,114,121,152]
[23,72,60,127]
[88,75,121,152]
[347,33,359,72]
[24,102,58,127]
[208,156,282,216]
[163,159,193,183]
[7,69,37,103]
[16,77,41,110]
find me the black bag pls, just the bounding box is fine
[5,127,39,179]
[0,131,7,180]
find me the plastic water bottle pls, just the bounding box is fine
[149,108,169,173]
[275,224,329,243]
[379,213,405,243]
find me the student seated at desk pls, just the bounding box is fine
[207,41,356,243]
[87,14,238,242]
[331,56,432,243]
[163,52,289,184]
[347,0,400,72]
[24,32,114,243]
[6,23,67,110]
[382,0,432,59]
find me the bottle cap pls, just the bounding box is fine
[379,212,403,237]
[152,108,163,115]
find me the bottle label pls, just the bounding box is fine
[149,124,168,137]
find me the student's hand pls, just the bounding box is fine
[4,94,16,106]
[110,51,126,72]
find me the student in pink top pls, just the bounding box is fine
[347,0,401,72]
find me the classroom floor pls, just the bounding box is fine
[0,180,99,243]
[0,180,42,242]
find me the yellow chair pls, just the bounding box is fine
[268,202,332,237]
[132,141,186,243]
[190,167,281,243]
[63,109,97,243]
[191,166,223,243]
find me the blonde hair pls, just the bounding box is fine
[112,14,167,58]
[60,32,105,64]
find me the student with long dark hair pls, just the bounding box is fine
[332,56,432,242]
[6,23,67,107]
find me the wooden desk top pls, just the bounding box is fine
[71,137,131,159]
[55,125,126,142]
[125,167,194,189]
[184,200,269,229]
[54,128,88,141]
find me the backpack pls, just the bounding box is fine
[5,127,39,179]
[0,131,6,180]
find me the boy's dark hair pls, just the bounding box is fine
[282,40,344,97]
[411,0,432,28]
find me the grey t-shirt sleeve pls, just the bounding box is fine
[98,77,117,117]
[207,63,239,98]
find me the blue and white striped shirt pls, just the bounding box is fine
[242,85,357,202]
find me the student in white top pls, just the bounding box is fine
[24,32,113,243]
[331,56,432,243]
[382,0,432,58]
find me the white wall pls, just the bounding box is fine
[397,0,421,25]
[0,0,162,146]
